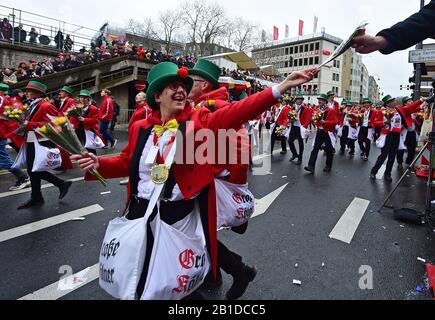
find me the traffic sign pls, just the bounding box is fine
[409,48,435,63]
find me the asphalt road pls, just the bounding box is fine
[0,129,434,300]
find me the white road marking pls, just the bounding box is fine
[329,197,370,244]
[376,165,386,180]
[0,177,84,199]
[252,150,282,162]
[0,204,104,243]
[18,263,99,300]
[252,183,288,218]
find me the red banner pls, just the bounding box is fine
[323,50,332,56]
[298,20,304,36]
[273,26,279,40]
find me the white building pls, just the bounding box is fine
[252,32,343,104]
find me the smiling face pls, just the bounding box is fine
[188,75,212,101]
[155,81,188,119]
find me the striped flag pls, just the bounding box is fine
[273,26,279,40]
[313,16,319,33]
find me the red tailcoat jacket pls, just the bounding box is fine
[98,96,114,122]
[128,103,152,131]
[317,107,339,133]
[292,104,312,128]
[373,100,423,134]
[85,88,278,277]
[0,95,11,139]
[59,97,77,115]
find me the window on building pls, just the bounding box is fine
[285,61,289,68]
[294,59,298,67]
[290,47,294,54]
[336,74,339,82]
[314,56,319,64]
[300,45,303,52]
[310,43,314,51]
[305,44,309,52]
[304,58,308,65]
[299,58,303,66]
[295,46,299,54]
[309,57,313,65]
[336,61,340,69]
[285,47,289,55]
[289,56,293,67]
[315,42,320,50]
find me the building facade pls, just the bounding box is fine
[185,42,233,58]
[251,32,343,103]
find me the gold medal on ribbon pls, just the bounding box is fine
[150,164,169,184]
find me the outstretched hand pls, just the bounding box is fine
[351,30,388,54]
[70,152,99,172]
[278,67,320,94]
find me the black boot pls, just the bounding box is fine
[296,158,303,165]
[289,155,298,162]
[304,165,315,173]
[225,265,257,300]
[384,174,393,182]
[202,269,223,289]
[59,181,72,199]
[17,197,45,210]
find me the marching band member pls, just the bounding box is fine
[71,62,319,299]
[370,95,424,182]
[358,98,377,161]
[304,93,339,173]
[396,96,420,168]
[288,93,312,165]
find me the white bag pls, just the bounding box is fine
[300,126,310,140]
[399,129,407,151]
[141,208,210,300]
[328,132,337,147]
[215,178,255,229]
[32,139,62,172]
[11,143,27,170]
[376,134,387,149]
[367,128,374,141]
[348,126,358,140]
[99,216,148,300]
[85,130,105,149]
[337,126,343,138]
[284,127,290,139]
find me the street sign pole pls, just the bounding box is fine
[414,0,426,100]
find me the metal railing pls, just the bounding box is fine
[0,4,97,51]
[117,109,136,126]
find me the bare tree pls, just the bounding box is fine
[158,9,182,54]
[181,0,227,56]
[232,18,259,52]
[124,17,157,48]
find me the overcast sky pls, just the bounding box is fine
[2,0,429,97]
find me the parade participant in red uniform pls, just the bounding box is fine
[98,88,117,148]
[68,90,102,156]
[56,85,76,172]
[188,59,255,299]
[327,91,340,114]
[0,84,30,191]
[288,93,312,165]
[305,93,339,173]
[270,102,290,155]
[58,86,76,114]
[71,62,319,300]
[17,81,72,209]
[358,98,378,161]
[128,92,152,130]
[370,95,424,182]
[396,96,421,168]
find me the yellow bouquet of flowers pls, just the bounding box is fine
[36,117,107,186]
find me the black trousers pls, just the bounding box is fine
[358,127,372,157]
[371,132,401,176]
[271,126,287,153]
[397,131,417,165]
[308,130,334,169]
[76,128,97,155]
[26,141,66,199]
[288,126,304,159]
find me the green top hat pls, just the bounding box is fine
[341,99,347,105]
[402,96,412,105]
[295,93,305,100]
[327,91,335,97]
[146,62,194,109]
[346,101,353,107]
[317,93,329,101]
[0,83,9,93]
[78,89,92,99]
[25,80,47,96]
[60,85,73,95]
[382,94,395,104]
[362,98,372,104]
[188,59,221,89]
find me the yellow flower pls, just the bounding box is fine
[15,115,20,119]
[17,110,22,114]
[206,100,216,107]
[5,106,11,110]
[38,126,48,134]
[53,117,67,126]
[21,106,28,110]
